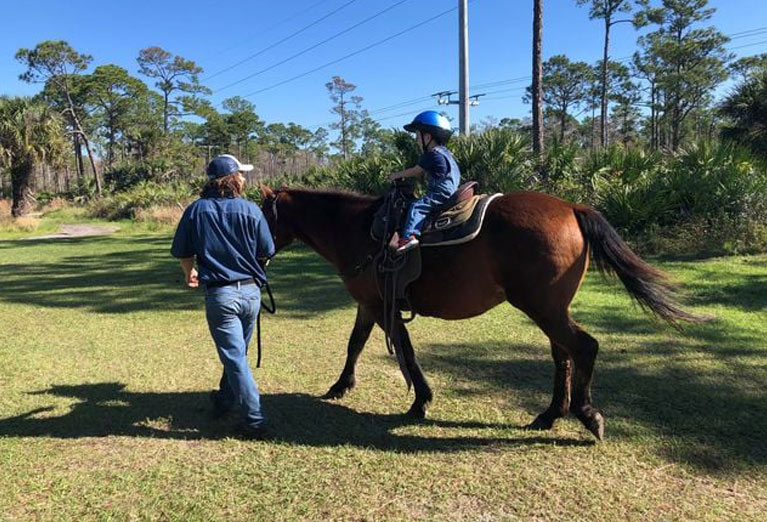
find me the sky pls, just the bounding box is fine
[1,0,766,132]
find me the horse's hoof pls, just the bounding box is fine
[584,412,605,441]
[405,405,427,419]
[321,387,348,400]
[524,414,555,431]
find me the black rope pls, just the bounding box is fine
[255,192,280,369]
[256,280,276,368]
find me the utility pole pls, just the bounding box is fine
[532,0,544,158]
[459,0,470,135]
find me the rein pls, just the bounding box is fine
[372,183,417,389]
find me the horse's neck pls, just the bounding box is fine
[285,192,376,270]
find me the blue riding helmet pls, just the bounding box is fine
[404,111,453,143]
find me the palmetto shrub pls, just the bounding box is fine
[88,181,196,220]
[333,154,405,195]
[662,141,767,225]
[450,128,532,193]
[541,140,585,202]
[586,146,669,233]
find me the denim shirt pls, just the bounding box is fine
[171,196,275,286]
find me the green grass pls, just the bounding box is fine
[0,222,765,521]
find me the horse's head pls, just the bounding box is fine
[259,185,296,253]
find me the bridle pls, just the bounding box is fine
[264,190,283,245]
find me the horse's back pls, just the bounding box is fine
[488,191,580,226]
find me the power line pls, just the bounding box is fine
[213,0,411,94]
[397,38,766,120]
[481,86,528,96]
[730,29,767,41]
[369,95,434,115]
[482,94,528,102]
[372,105,437,125]
[728,40,767,51]
[304,94,433,129]
[728,26,767,38]
[220,24,767,132]
[205,0,335,61]
[468,31,764,95]
[473,75,530,90]
[204,0,360,83]
[234,3,461,101]
[307,44,759,129]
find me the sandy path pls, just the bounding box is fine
[24,224,120,240]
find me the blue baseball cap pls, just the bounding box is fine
[206,154,254,179]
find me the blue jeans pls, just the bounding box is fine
[402,193,450,238]
[205,283,265,429]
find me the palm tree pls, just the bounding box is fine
[0,97,67,217]
[720,71,767,158]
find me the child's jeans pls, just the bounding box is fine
[402,193,451,237]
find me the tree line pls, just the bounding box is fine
[528,0,766,159]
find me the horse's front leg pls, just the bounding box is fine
[392,321,433,419]
[323,305,376,399]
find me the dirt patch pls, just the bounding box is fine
[24,224,119,240]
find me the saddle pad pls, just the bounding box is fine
[421,193,502,247]
[422,195,482,233]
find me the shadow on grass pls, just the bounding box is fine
[682,272,767,311]
[1,236,351,316]
[418,335,767,473]
[0,382,590,452]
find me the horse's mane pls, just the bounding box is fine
[280,186,379,203]
[279,187,385,217]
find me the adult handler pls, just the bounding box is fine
[171,154,275,439]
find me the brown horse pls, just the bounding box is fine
[259,186,698,440]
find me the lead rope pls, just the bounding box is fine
[255,194,281,369]
[255,281,276,368]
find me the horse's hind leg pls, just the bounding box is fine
[391,321,433,419]
[526,341,572,430]
[538,315,604,440]
[569,326,603,440]
[323,305,376,399]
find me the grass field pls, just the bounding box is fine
[0,221,765,521]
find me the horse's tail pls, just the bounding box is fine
[573,206,704,328]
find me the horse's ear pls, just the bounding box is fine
[259,184,275,199]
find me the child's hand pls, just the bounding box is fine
[389,172,403,181]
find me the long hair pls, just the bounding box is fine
[201,172,244,198]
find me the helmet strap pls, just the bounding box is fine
[420,132,433,152]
